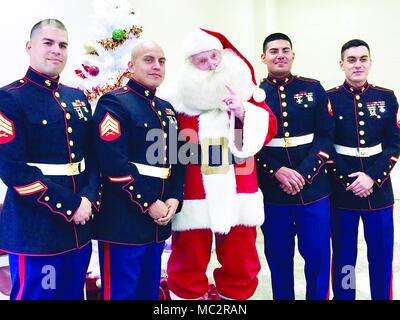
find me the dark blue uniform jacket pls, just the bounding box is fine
[93,79,184,245]
[327,81,400,210]
[0,68,100,255]
[257,74,334,205]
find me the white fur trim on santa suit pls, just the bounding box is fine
[169,290,205,300]
[252,87,267,103]
[182,29,223,59]
[172,189,265,234]
[229,102,269,159]
[171,109,265,234]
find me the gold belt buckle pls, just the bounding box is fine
[283,137,293,148]
[358,148,368,157]
[67,162,80,176]
[161,167,171,179]
[200,137,229,175]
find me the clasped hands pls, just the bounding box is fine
[275,167,374,198]
[73,197,93,225]
[148,199,179,226]
[345,172,374,197]
[275,167,305,195]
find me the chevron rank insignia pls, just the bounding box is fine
[318,151,330,159]
[100,112,121,141]
[0,112,15,144]
[14,181,46,196]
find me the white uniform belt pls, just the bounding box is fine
[27,158,86,176]
[266,134,314,148]
[334,143,382,157]
[130,162,171,179]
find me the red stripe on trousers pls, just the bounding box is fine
[16,255,26,300]
[103,243,111,300]
[390,272,393,300]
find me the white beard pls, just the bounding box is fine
[173,49,255,115]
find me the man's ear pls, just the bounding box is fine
[25,41,32,54]
[128,60,134,74]
[261,53,266,64]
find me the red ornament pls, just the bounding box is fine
[82,64,100,77]
[89,66,100,77]
[75,69,86,79]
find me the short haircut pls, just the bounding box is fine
[30,19,67,40]
[262,33,293,52]
[341,39,370,60]
[130,40,163,61]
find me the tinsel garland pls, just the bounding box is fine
[85,70,132,101]
[96,26,143,51]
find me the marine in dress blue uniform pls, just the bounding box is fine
[257,33,334,300]
[327,39,400,300]
[0,20,100,300]
[93,41,184,300]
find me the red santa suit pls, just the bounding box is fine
[163,28,277,300]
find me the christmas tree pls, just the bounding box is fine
[74,0,143,104]
[74,0,143,298]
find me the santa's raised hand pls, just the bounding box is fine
[223,84,244,121]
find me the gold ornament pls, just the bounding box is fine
[84,41,98,55]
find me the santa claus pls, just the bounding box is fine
[162,28,277,300]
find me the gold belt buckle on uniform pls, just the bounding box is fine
[66,162,80,176]
[283,137,293,148]
[357,148,368,157]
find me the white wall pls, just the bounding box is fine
[270,0,400,92]
[0,0,92,86]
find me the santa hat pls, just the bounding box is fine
[182,28,266,103]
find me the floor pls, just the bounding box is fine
[1,201,399,300]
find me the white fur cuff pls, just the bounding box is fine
[229,103,269,158]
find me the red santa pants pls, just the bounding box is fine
[167,226,260,299]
